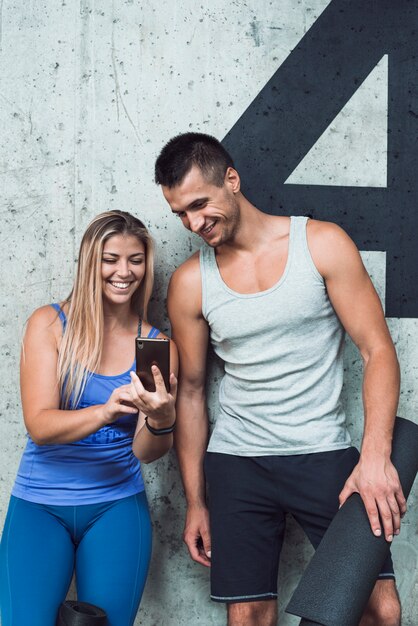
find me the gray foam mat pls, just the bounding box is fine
[286,416,418,626]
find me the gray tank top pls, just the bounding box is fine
[200,215,351,456]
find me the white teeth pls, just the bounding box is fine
[202,222,215,234]
[111,282,130,289]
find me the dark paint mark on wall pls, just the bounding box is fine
[223,0,418,318]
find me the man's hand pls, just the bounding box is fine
[339,456,407,541]
[183,504,211,567]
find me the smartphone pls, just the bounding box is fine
[135,337,170,392]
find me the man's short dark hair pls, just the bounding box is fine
[155,132,235,188]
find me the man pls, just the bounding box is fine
[155,132,406,626]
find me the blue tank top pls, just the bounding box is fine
[12,304,161,505]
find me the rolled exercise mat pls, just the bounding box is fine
[286,416,418,626]
[56,600,108,626]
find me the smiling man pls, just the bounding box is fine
[155,132,405,626]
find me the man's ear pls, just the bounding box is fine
[224,167,241,194]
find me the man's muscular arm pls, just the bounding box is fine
[167,254,211,567]
[308,220,407,542]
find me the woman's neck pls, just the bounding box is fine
[102,300,137,331]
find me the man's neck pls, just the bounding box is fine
[218,195,284,254]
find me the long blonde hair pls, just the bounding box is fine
[57,210,154,408]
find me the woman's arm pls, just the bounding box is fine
[21,306,137,445]
[131,338,178,463]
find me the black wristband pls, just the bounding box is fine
[144,415,175,436]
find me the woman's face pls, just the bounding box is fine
[101,234,146,305]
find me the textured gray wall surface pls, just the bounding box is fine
[1,2,417,625]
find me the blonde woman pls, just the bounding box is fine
[0,211,178,626]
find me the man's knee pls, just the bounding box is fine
[227,600,277,626]
[361,604,400,626]
[361,580,401,626]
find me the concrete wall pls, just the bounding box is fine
[1,1,417,624]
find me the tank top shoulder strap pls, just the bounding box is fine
[50,303,67,333]
[199,245,218,320]
[290,215,309,244]
[200,242,219,269]
[289,215,323,282]
[137,318,160,338]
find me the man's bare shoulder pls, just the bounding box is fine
[168,251,204,320]
[306,219,360,277]
[169,250,201,291]
[307,218,351,242]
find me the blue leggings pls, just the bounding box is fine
[0,492,152,626]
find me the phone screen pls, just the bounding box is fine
[135,337,170,392]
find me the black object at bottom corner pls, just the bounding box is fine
[56,600,107,626]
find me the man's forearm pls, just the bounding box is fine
[339,343,406,541]
[361,344,400,456]
[175,388,209,507]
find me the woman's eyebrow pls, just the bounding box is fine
[102,251,145,257]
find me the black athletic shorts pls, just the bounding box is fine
[204,447,395,603]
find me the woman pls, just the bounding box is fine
[0,210,178,626]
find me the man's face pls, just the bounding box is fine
[162,166,240,248]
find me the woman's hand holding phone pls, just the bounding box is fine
[99,384,139,425]
[129,366,177,427]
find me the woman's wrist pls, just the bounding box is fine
[145,414,176,435]
[96,404,109,427]
[145,411,175,428]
